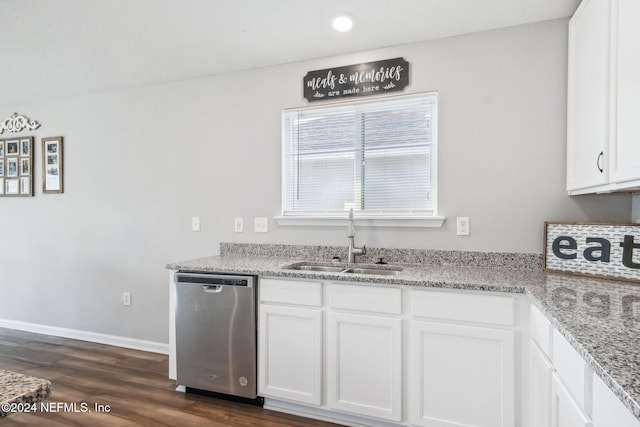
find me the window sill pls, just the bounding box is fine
[274,215,445,228]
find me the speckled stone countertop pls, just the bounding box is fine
[167,243,640,421]
[0,370,52,417]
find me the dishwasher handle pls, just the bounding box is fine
[201,285,223,293]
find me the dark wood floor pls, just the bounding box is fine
[0,328,340,426]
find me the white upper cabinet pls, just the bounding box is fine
[567,0,640,194]
[567,0,610,192]
[609,0,640,184]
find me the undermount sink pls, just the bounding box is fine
[293,265,345,273]
[283,261,402,276]
[342,267,400,276]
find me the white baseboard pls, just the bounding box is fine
[264,398,401,427]
[0,319,169,355]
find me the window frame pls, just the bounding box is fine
[277,92,443,228]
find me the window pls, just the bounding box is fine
[281,92,438,225]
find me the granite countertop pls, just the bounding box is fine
[167,245,640,421]
[0,370,52,418]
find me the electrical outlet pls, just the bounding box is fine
[457,217,470,236]
[254,217,268,233]
[191,216,200,232]
[234,217,243,233]
[123,292,131,306]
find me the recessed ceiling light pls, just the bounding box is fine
[332,14,353,32]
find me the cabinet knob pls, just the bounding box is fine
[596,151,604,173]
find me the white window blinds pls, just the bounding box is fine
[282,92,437,216]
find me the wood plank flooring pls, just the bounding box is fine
[0,328,340,426]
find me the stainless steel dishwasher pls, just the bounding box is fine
[175,271,259,402]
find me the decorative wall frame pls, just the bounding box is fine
[42,136,63,194]
[544,222,640,283]
[0,113,41,134]
[0,136,33,197]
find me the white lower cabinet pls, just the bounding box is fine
[553,330,590,413]
[258,279,521,427]
[258,278,322,405]
[547,320,593,427]
[529,309,640,427]
[530,340,553,427]
[592,373,640,427]
[551,373,592,427]
[327,311,402,421]
[409,321,515,427]
[408,289,516,427]
[326,282,403,421]
[258,305,322,405]
[529,305,554,427]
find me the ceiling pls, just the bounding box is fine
[1,0,581,106]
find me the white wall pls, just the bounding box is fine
[0,19,630,344]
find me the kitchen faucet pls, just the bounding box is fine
[347,208,366,263]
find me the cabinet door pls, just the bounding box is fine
[610,0,640,183]
[553,330,589,412]
[566,0,611,191]
[409,321,515,427]
[531,340,553,427]
[327,312,402,421]
[551,374,593,427]
[592,373,640,427]
[258,305,322,405]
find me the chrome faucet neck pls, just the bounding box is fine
[347,209,366,263]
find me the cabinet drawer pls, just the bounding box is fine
[553,329,590,412]
[260,278,322,306]
[409,289,514,325]
[530,304,553,359]
[328,283,401,315]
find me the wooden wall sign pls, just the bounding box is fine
[544,222,640,283]
[303,57,410,102]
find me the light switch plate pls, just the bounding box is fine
[254,217,268,233]
[191,216,200,232]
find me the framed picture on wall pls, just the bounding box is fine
[6,157,18,177]
[6,140,18,155]
[42,136,63,194]
[20,138,30,156]
[20,158,29,176]
[20,177,30,194]
[5,179,19,195]
[0,136,33,197]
